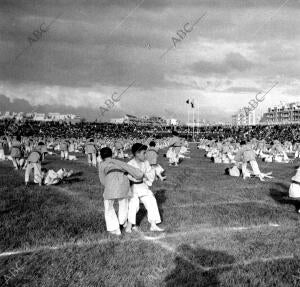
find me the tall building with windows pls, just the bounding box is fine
[232,109,256,126]
[260,102,300,124]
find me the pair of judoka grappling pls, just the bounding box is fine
[98,143,165,236]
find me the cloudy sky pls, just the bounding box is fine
[0,0,300,122]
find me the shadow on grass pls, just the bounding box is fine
[60,177,85,184]
[164,245,235,286]
[270,182,300,212]
[156,189,167,222]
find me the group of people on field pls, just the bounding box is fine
[0,130,191,234]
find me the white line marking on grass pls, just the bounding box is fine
[0,223,291,259]
[0,237,139,258]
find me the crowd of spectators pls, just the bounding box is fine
[1,119,299,143]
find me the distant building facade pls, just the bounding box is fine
[232,109,256,126]
[0,111,80,122]
[110,118,125,124]
[260,102,300,124]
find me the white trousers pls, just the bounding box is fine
[104,199,128,232]
[87,153,97,166]
[61,151,69,160]
[0,149,5,160]
[25,162,42,184]
[152,165,164,177]
[241,162,251,178]
[128,195,161,225]
[11,157,24,169]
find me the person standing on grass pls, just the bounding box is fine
[25,143,43,186]
[126,143,164,233]
[0,136,7,161]
[39,140,47,161]
[60,139,69,160]
[10,135,25,170]
[114,140,125,159]
[98,147,144,236]
[168,130,184,166]
[146,141,166,181]
[85,138,97,167]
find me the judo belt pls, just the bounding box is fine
[106,169,125,175]
[132,181,143,184]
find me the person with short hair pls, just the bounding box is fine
[25,143,43,186]
[126,143,164,233]
[0,136,7,161]
[10,135,25,170]
[114,140,124,159]
[60,139,69,160]
[146,141,166,181]
[85,138,97,167]
[98,147,144,236]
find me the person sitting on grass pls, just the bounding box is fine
[146,141,166,181]
[98,147,144,236]
[126,143,164,233]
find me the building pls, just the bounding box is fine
[33,113,46,121]
[15,112,24,121]
[122,114,167,126]
[232,109,256,126]
[47,113,79,121]
[0,110,80,122]
[166,118,179,126]
[260,102,300,125]
[110,118,125,124]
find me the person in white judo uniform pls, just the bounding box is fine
[146,141,166,181]
[235,140,273,181]
[25,143,43,186]
[98,147,144,236]
[85,138,97,167]
[125,143,164,233]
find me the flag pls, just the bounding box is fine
[191,99,195,108]
[186,99,195,108]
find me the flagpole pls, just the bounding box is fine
[193,108,195,140]
[188,109,190,134]
[198,96,200,134]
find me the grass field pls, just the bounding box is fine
[0,144,300,286]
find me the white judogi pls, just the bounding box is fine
[0,149,5,160]
[127,159,161,225]
[99,158,144,233]
[104,199,128,232]
[25,163,42,184]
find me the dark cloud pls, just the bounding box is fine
[190,52,253,76]
[0,0,299,121]
[222,86,261,94]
